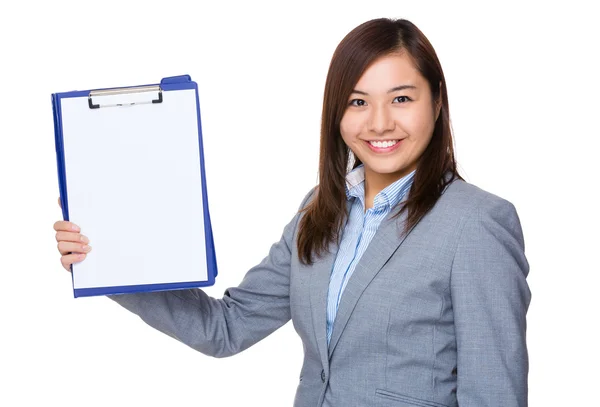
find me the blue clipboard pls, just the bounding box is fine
[52,75,218,297]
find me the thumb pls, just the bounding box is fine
[57,197,62,209]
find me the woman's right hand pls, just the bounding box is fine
[54,197,92,272]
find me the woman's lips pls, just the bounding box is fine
[364,139,403,153]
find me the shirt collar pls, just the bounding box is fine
[345,164,416,210]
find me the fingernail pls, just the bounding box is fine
[82,245,91,252]
[71,224,80,232]
[80,235,89,243]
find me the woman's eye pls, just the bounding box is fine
[349,99,366,107]
[393,96,411,103]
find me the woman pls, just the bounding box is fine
[54,18,531,407]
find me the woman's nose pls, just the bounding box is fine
[368,106,395,134]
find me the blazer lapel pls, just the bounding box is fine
[308,237,338,374]
[327,194,414,359]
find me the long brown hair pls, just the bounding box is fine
[297,18,462,266]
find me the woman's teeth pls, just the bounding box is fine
[369,140,399,148]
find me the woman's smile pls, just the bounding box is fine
[364,138,404,153]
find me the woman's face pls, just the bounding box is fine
[340,52,440,187]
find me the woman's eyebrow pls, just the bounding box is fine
[351,84,417,96]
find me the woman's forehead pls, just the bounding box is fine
[354,53,424,91]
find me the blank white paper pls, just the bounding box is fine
[60,88,208,290]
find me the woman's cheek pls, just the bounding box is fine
[401,113,431,140]
[340,117,363,140]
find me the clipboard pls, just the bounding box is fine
[51,74,218,298]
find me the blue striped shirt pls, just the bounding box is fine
[325,164,415,346]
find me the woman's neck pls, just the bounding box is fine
[363,167,412,210]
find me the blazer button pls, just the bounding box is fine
[321,369,326,383]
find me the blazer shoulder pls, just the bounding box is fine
[297,185,318,211]
[440,179,520,233]
[285,185,318,233]
[442,178,520,219]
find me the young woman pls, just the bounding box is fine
[54,18,531,407]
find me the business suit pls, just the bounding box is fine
[110,173,531,407]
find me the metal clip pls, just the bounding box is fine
[88,85,163,109]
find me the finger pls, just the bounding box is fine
[53,220,80,232]
[57,241,92,256]
[55,231,89,244]
[61,253,87,272]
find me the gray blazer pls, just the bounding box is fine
[110,175,531,407]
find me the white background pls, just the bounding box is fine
[0,1,598,406]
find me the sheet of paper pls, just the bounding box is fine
[60,88,208,290]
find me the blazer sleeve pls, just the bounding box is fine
[108,187,316,358]
[450,196,531,406]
